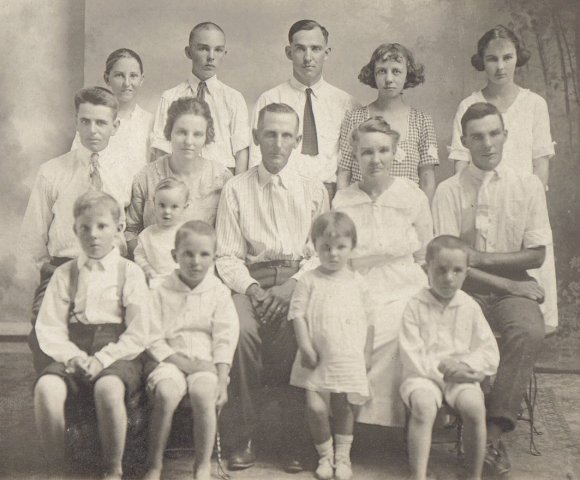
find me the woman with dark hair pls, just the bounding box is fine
[337,43,439,202]
[126,97,231,254]
[449,25,557,332]
[71,48,153,176]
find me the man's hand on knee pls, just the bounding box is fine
[505,280,545,303]
[261,279,297,324]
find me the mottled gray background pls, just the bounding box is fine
[1,0,578,334]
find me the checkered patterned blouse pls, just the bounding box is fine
[338,106,439,184]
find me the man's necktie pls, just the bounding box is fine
[302,88,319,155]
[197,81,208,102]
[475,171,495,250]
[270,176,294,255]
[89,153,103,191]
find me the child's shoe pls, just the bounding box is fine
[315,456,334,480]
[334,457,352,480]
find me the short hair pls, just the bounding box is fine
[189,22,225,45]
[73,190,121,223]
[358,43,425,89]
[460,102,505,136]
[288,19,329,44]
[256,103,299,132]
[174,220,217,250]
[426,235,469,265]
[163,97,215,144]
[350,116,400,149]
[310,211,357,248]
[154,177,190,204]
[471,25,531,71]
[74,86,119,118]
[104,48,143,76]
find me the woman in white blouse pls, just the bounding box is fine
[449,25,558,329]
[71,48,153,178]
[333,117,433,427]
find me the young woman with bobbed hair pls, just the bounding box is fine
[337,43,439,202]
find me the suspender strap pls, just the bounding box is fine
[67,261,79,320]
[67,258,127,324]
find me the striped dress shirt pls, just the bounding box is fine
[216,164,329,294]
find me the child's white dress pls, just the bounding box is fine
[289,268,374,404]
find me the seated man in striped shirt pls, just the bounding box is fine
[216,103,329,473]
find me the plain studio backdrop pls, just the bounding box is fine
[0,0,578,332]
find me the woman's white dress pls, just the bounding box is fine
[333,178,433,426]
[449,88,558,329]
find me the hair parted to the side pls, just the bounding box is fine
[350,116,400,149]
[74,86,119,117]
[154,177,190,203]
[471,25,531,71]
[460,102,505,136]
[256,102,299,131]
[310,211,357,249]
[105,48,143,75]
[426,235,469,265]
[163,97,215,144]
[174,220,217,250]
[189,22,225,45]
[358,43,425,89]
[288,19,329,44]
[73,190,121,223]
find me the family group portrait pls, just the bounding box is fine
[1,0,579,479]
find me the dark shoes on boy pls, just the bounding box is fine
[484,439,511,476]
[228,438,304,473]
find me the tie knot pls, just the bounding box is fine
[306,88,313,96]
[90,152,99,164]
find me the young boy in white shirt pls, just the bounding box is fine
[22,86,132,372]
[144,220,239,480]
[399,235,499,480]
[33,191,150,480]
[151,22,250,174]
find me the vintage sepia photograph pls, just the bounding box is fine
[1,0,579,478]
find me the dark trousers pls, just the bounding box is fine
[226,264,305,447]
[469,290,545,432]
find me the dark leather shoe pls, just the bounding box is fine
[228,439,256,470]
[283,456,304,474]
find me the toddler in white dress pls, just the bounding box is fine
[134,177,188,288]
[290,212,375,480]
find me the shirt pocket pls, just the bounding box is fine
[502,199,527,248]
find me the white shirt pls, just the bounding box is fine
[147,271,239,365]
[133,224,179,278]
[21,145,133,267]
[432,163,552,252]
[399,288,500,383]
[216,164,329,294]
[448,89,555,172]
[249,77,359,183]
[35,247,151,368]
[72,104,154,178]
[151,74,250,168]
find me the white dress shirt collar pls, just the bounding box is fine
[257,163,293,189]
[466,161,507,182]
[77,245,120,272]
[167,268,219,294]
[76,142,114,166]
[187,72,219,94]
[289,76,325,96]
[417,287,468,309]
